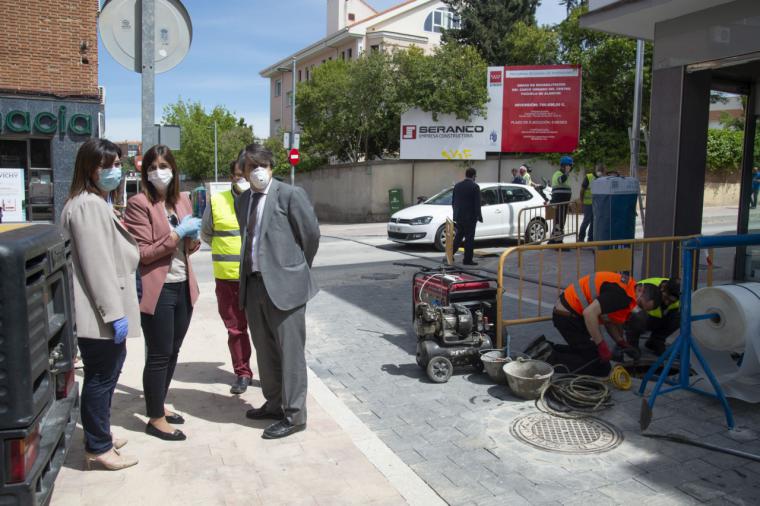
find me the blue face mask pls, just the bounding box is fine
[96,167,123,192]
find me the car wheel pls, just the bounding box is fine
[525,218,548,243]
[434,224,455,252]
[426,356,453,383]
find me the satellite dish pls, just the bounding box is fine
[99,0,192,74]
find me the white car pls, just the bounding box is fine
[387,182,550,251]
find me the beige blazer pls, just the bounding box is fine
[61,192,141,340]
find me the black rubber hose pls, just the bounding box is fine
[642,433,760,463]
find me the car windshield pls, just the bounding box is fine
[425,187,453,205]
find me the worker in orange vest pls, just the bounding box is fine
[527,272,661,376]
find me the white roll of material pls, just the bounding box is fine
[691,283,760,352]
[691,283,760,402]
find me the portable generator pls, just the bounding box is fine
[400,264,498,383]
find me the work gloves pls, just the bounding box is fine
[597,341,612,362]
[112,317,128,344]
[174,215,202,240]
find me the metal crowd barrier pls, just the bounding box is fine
[516,200,583,245]
[494,235,712,347]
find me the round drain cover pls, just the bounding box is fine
[509,413,623,454]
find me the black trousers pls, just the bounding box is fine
[549,192,572,242]
[453,220,477,263]
[140,281,193,418]
[549,311,611,376]
[626,310,680,350]
[78,338,126,454]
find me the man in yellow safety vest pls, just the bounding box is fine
[578,167,602,242]
[201,159,253,394]
[625,277,681,356]
[548,155,574,244]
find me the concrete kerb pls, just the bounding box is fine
[307,367,447,506]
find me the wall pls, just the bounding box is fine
[0,0,99,98]
[296,156,580,222]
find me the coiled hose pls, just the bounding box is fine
[535,364,631,418]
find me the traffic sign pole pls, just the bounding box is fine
[140,0,157,149]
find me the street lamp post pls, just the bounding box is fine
[214,120,218,182]
[277,57,297,186]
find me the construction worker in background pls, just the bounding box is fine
[525,272,661,376]
[624,277,681,356]
[578,166,602,242]
[548,156,574,244]
[519,165,532,187]
[201,158,254,395]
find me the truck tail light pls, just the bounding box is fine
[6,425,40,484]
[56,369,75,400]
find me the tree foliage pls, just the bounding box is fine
[706,129,744,176]
[296,43,487,163]
[161,99,254,180]
[441,0,539,65]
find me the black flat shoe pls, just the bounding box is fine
[230,376,252,395]
[145,423,186,441]
[245,403,284,420]
[463,261,478,266]
[165,413,185,424]
[262,420,306,439]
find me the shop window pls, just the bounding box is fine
[30,139,51,168]
[0,139,27,169]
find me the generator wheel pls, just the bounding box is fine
[427,356,453,383]
[416,352,424,368]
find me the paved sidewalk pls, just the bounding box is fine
[52,276,441,506]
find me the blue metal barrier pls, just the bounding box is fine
[639,233,760,429]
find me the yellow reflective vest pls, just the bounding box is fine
[210,190,242,280]
[582,173,596,205]
[639,277,680,318]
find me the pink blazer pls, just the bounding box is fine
[124,192,200,315]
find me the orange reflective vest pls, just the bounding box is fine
[563,272,637,324]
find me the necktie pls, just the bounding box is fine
[244,192,264,273]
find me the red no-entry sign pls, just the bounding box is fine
[289,148,300,166]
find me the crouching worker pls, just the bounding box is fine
[625,277,680,356]
[535,272,661,376]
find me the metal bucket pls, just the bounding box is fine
[503,358,554,400]
[480,350,509,384]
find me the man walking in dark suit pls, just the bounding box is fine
[452,167,482,266]
[234,144,320,439]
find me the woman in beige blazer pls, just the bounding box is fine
[61,139,140,471]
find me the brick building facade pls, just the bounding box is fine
[0,0,102,222]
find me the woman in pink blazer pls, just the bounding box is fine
[124,145,201,441]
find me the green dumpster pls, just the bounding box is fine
[389,188,404,214]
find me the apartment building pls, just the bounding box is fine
[0,0,103,222]
[260,0,458,137]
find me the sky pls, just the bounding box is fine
[99,0,568,142]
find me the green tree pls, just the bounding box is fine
[502,21,559,66]
[296,45,488,162]
[706,128,744,176]
[442,0,540,65]
[161,99,253,180]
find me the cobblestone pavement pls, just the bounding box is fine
[307,230,760,506]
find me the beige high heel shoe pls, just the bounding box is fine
[113,437,127,449]
[85,448,138,470]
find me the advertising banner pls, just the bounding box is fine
[0,169,26,222]
[399,109,496,160]
[399,65,581,159]
[501,65,582,152]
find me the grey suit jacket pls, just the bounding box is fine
[235,179,320,311]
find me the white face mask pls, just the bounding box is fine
[148,168,173,191]
[233,179,250,193]
[249,167,271,191]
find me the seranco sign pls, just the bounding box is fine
[400,64,582,159]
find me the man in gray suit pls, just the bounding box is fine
[234,144,320,439]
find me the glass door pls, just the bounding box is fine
[745,117,760,281]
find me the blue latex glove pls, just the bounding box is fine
[174,215,202,239]
[112,317,128,344]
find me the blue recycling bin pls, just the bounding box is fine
[591,176,640,242]
[191,186,207,218]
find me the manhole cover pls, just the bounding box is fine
[509,413,623,454]
[361,273,399,280]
